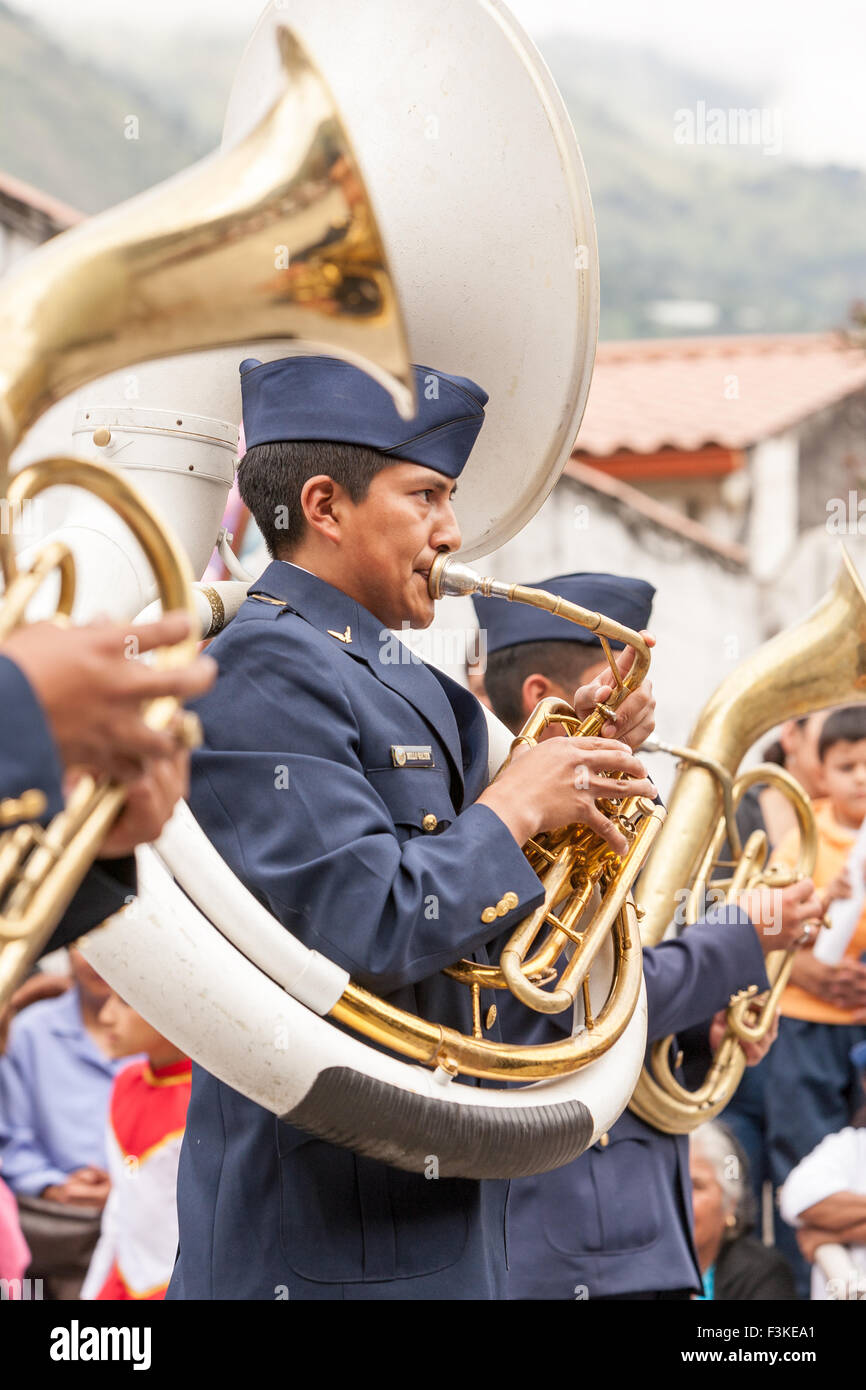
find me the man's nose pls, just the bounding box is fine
[431,500,462,553]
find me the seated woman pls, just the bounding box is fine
[690,1121,797,1300]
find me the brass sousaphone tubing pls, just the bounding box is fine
[630,548,866,1132]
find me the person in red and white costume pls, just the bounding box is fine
[80,993,191,1301]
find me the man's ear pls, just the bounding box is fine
[299,474,343,544]
[521,673,561,720]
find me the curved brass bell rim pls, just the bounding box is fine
[629,547,866,1133]
[629,764,817,1133]
[0,21,413,517]
[323,551,661,1083]
[0,457,199,1005]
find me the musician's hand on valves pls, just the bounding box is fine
[476,736,655,857]
[95,745,190,859]
[735,878,825,956]
[572,632,656,752]
[2,613,216,782]
[709,1004,779,1065]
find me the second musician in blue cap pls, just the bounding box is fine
[472,572,820,1299]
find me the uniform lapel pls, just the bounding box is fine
[248,562,467,802]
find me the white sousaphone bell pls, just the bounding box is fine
[16,0,649,1178]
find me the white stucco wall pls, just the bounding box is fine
[747,431,800,581]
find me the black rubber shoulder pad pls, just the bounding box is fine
[284,1067,594,1178]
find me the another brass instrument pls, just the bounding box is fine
[629,549,866,1133]
[0,460,199,1004]
[0,26,413,1006]
[330,552,667,1084]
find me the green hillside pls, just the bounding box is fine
[1,7,863,338]
[0,1,208,212]
[547,35,866,338]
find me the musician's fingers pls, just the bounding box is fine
[579,802,628,857]
[121,655,217,704]
[787,877,817,904]
[589,776,656,802]
[574,745,649,780]
[126,611,194,655]
[607,631,656,685]
[571,638,652,715]
[602,689,656,743]
[569,736,632,754]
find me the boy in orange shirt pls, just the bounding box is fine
[80,994,191,1301]
[763,705,866,1293]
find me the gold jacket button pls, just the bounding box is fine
[599,1132,610,1148]
[485,1005,497,1030]
[495,890,519,916]
[481,906,497,924]
[421,813,438,832]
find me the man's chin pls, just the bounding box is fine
[395,610,434,631]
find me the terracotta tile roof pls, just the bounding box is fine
[0,169,83,230]
[575,333,866,457]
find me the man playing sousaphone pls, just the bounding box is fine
[167,353,662,1301]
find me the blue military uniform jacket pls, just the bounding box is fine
[0,654,135,949]
[168,561,546,1300]
[504,916,770,1299]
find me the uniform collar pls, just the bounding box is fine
[250,560,380,660]
[248,561,466,800]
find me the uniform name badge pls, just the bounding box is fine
[391,745,435,768]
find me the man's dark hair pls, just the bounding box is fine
[818,706,866,760]
[237,439,393,556]
[484,639,607,732]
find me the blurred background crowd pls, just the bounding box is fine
[1,0,865,1303]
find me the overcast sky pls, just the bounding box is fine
[14,0,866,168]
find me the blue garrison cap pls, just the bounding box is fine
[473,572,655,655]
[239,356,488,479]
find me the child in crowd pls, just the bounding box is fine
[80,993,190,1301]
[761,705,866,1293]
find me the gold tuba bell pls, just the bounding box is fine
[629,548,866,1133]
[0,25,413,1006]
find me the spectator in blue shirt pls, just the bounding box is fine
[0,950,128,1207]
